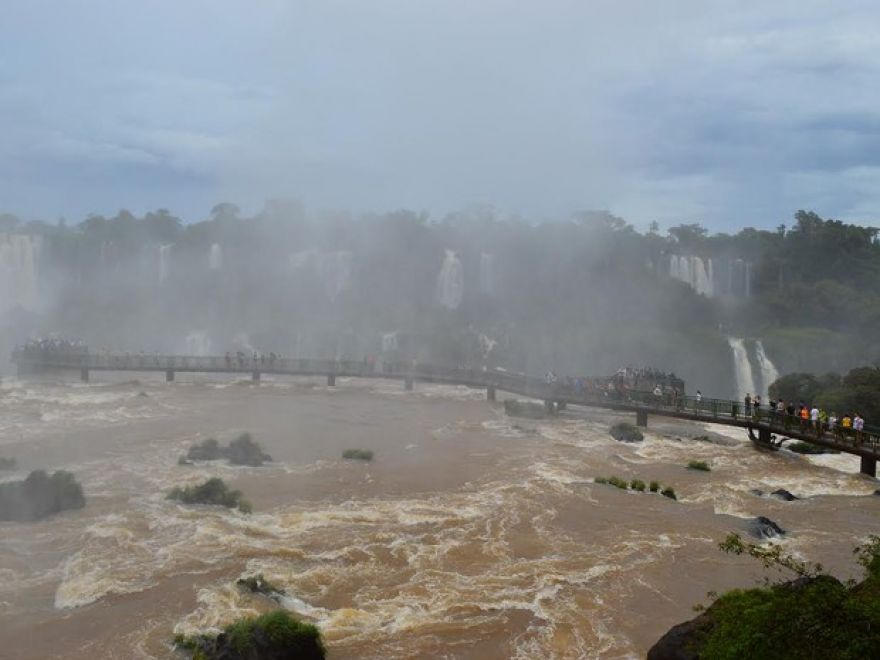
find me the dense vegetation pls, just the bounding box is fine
[0,470,85,521]
[6,204,880,397]
[167,477,252,513]
[174,610,325,660]
[770,365,880,422]
[648,535,880,659]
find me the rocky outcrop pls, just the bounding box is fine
[503,399,550,419]
[167,477,252,513]
[771,489,798,501]
[748,516,785,539]
[0,470,85,521]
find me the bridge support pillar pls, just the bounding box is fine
[80,368,89,383]
[327,374,336,386]
[165,370,174,382]
[860,456,877,478]
[636,409,648,427]
[404,377,413,391]
[759,427,772,444]
[252,371,260,382]
[487,385,496,401]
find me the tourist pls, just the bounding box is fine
[744,393,752,416]
[753,395,762,419]
[828,412,838,434]
[854,413,865,445]
[810,405,820,433]
[799,405,809,431]
[653,384,663,401]
[695,390,702,411]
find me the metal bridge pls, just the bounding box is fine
[12,351,879,477]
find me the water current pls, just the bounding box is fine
[0,375,876,658]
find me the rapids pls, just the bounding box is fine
[0,375,876,659]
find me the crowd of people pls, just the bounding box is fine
[14,338,88,358]
[542,366,686,402]
[744,393,869,444]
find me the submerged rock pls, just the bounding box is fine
[0,470,85,521]
[771,489,799,502]
[748,516,786,539]
[749,488,765,497]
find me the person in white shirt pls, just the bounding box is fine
[810,406,819,432]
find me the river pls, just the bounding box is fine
[0,375,876,658]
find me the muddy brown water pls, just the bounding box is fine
[0,374,876,658]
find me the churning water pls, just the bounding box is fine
[0,376,875,659]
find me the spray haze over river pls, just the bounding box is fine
[0,373,876,659]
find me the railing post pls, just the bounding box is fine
[80,368,89,383]
[165,370,174,382]
[327,374,336,386]
[252,371,260,382]
[487,385,496,401]
[860,456,877,478]
[636,409,648,427]
[404,376,413,391]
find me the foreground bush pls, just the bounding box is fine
[630,479,646,492]
[342,449,374,461]
[609,422,644,443]
[0,470,85,521]
[648,535,880,660]
[175,610,325,660]
[660,487,677,500]
[649,481,660,493]
[167,477,252,513]
[687,460,711,472]
[184,434,273,467]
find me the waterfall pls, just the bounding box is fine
[158,244,173,284]
[727,337,757,401]
[185,331,213,356]
[320,251,353,301]
[754,340,779,400]
[436,250,464,309]
[479,252,495,295]
[209,243,223,270]
[669,255,713,297]
[0,233,42,313]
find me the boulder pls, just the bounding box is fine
[771,489,798,502]
[610,422,644,443]
[748,516,785,539]
[503,399,549,419]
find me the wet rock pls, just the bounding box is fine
[873,489,880,497]
[749,489,765,497]
[237,574,286,601]
[771,489,798,502]
[748,516,785,539]
[0,470,85,521]
[647,609,713,660]
[167,477,252,513]
[184,434,272,467]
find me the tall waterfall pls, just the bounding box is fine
[158,244,173,284]
[209,243,223,270]
[727,337,757,401]
[669,255,713,297]
[479,252,495,295]
[0,234,42,313]
[436,250,464,309]
[754,340,779,400]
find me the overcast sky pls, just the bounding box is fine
[2,1,880,230]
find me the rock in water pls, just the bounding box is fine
[748,516,785,539]
[771,489,798,501]
[0,470,85,521]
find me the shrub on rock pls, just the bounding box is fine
[175,610,325,660]
[610,422,644,443]
[225,433,273,467]
[0,470,85,521]
[167,477,252,513]
[687,460,711,472]
[342,449,374,461]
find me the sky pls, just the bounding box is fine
[2,0,880,231]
